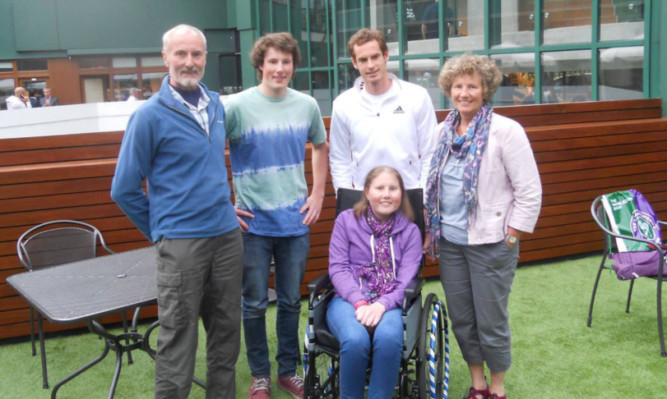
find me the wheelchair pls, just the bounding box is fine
[303,188,450,398]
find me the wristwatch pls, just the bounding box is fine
[506,235,518,245]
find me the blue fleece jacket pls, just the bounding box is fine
[111,76,238,242]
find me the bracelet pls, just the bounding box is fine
[354,300,369,310]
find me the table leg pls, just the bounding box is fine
[37,316,49,389]
[51,341,111,399]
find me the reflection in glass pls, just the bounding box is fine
[599,46,643,101]
[17,59,48,71]
[141,72,165,99]
[1,78,15,110]
[406,0,455,55]
[312,71,332,115]
[259,0,272,35]
[489,0,534,48]
[491,53,535,106]
[112,57,137,68]
[290,0,309,68]
[141,56,165,67]
[274,0,289,32]
[337,63,358,93]
[310,0,330,67]
[543,1,591,45]
[542,50,591,103]
[78,57,111,69]
[293,70,309,93]
[0,62,13,72]
[336,0,363,60]
[404,58,441,110]
[445,0,483,51]
[112,73,138,101]
[600,1,644,41]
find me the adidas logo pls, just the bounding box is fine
[393,106,405,114]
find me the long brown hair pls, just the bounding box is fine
[353,166,414,221]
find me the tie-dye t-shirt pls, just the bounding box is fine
[225,87,327,237]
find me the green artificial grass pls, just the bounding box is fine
[1,254,666,398]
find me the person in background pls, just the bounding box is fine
[6,87,32,110]
[327,166,422,399]
[224,32,328,399]
[40,87,58,106]
[424,53,542,399]
[126,87,142,101]
[329,28,437,192]
[111,24,243,399]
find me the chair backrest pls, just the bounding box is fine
[17,220,113,271]
[593,190,661,253]
[335,188,425,240]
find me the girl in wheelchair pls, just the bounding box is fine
[327,166,423,398]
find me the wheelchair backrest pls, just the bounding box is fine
[335,188,425,241]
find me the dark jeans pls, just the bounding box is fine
[242,233,309,377]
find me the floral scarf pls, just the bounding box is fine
[356,209,397,302]
[424,102,493,256]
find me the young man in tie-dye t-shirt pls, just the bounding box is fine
[224,32,328,399]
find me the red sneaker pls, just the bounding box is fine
[277,374,304,399]
[248,377,271,399]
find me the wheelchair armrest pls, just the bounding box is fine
[307,273,331,294]
[403,277,424,309]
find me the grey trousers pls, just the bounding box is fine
[438,237,519,373]
[154,229,243,399]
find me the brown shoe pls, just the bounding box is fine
[277,374,304,399]
[465,385,490,399]
[248,377,271,399]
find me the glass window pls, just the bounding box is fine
[366,0,399,44]
[404,58,441,110]
[312,71,332,115]
[336,0,364,60]
[141,56,165,67]
[78,57,110,69]
[543,1,591,45]
[489,0,534,48]
[542,50,592,103]
[112,73,138,101]
[406,0,456,55]
[17,59,47,71]
[491,53,536,106]
[310,0,331,67]
[274,0,289,31]
[112,57,137,68]
[600,1,644,41]
[599,46,643,101]
[140,72,165,99]
[337,63,358,92]
[443,0,483,51]
[290,0,309,67]
[259,0,272,35]
[0,78,15,110]
[0,62,13,72]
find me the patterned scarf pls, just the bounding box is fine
[356,209,397,302]
[424,102,493,256]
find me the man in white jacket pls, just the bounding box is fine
[329,28,437,192]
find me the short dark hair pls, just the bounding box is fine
[353,166,414,221]
[347,28,388,60]
[250,32,301,81]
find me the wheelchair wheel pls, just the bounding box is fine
[418,293,446,399]
[304,349,338,399]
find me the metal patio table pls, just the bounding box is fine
[7,246,204,399]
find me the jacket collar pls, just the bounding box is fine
[156,75,219,114]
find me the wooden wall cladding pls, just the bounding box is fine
[1,99,665,340]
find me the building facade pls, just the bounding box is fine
[1,0,665,116]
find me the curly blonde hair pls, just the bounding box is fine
[438,53,503,100]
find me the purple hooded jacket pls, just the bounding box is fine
[329,208,422,311]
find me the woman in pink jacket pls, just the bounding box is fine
[424,54,542,399]
[327,166,422,399]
